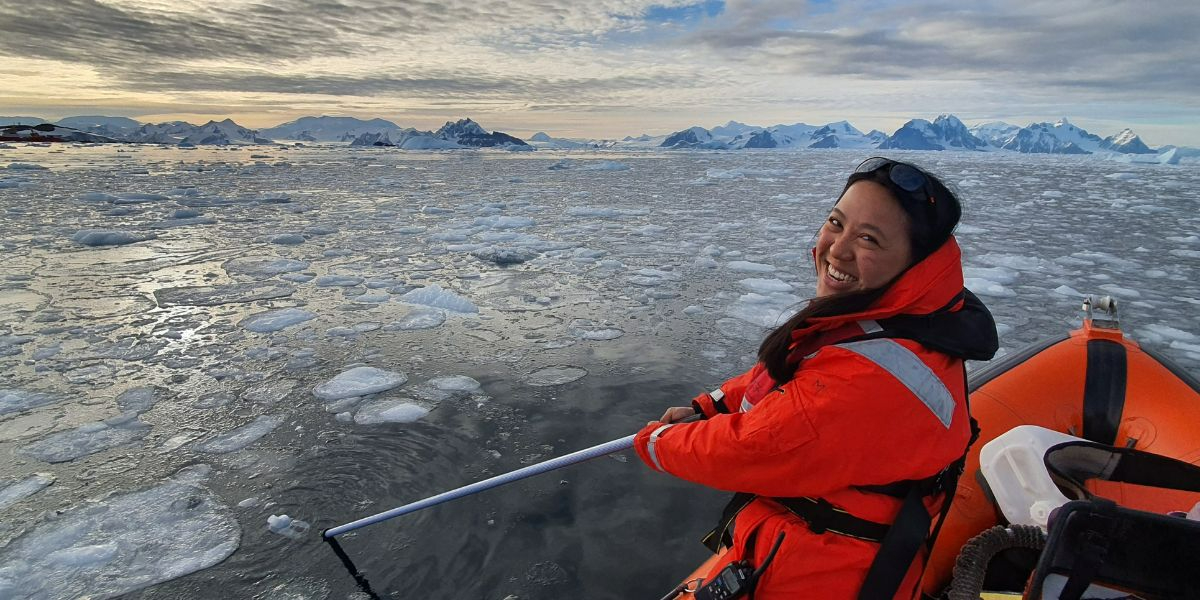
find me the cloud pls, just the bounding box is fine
[684,1,1200,100]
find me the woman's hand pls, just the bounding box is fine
[647,406,696,427]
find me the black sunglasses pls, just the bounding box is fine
[855,157,936,205]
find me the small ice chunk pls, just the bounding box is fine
[267,514,310,539]
[312,366,408,401]
[353,400,430,424]
[315,275,364,287]
[71,229,157,247]
[527,365,588,386]
[399,285,478,313]
[224,257,310,277]
[384,308,447,331]
[738,278,793,293]
[568,319,624,340]
[117,386,159,414]
[471,246,538,265]
[194,415,284,454]
[20,416,151,463]
[0,473,55,510]
[1,388,62,415]
[6,162,49,170]
[239,307,316,332]
[268,233,305,245]
[726,261,775,273]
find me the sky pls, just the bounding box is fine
[0,0,1197,146]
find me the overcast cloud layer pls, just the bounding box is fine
[0,0,1197,144]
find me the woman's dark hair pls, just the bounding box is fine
[756,161,961,384]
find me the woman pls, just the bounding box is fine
[635,157,999,599]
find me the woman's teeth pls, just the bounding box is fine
[827,264,856,282]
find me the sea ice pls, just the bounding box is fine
[20,414,151,463]
[0,473,54,510]
[154,282,295,307]
[399,285,479,313]
[726,261,775,273]
[0,467,239,599]
[223,257,310,278]
[471,246,538,265]
[71,229,157,247]
[0,388,61,415]
[267,514,310,539]
[312,366,408,401]
[194,415,284,453]
[568,319,624,340]
[239,307,317,332]
[527,366,589,386]
[353,399,430,424]
[384,308,447,330]
[315,275,364,287]
[117,386,159,414]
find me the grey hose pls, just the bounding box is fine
[945,524,1047,600]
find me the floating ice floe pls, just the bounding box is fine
[0,473,54,510]
[527,366,589,386]
[315,275,364,287]
[408,375,484,402]
[267,514,310,539]
[194,415,284,453]
[738,278,793,293]
[239,307,317,333]
[398,284,478,313]
[223,257,310,278]
[154,282,295,307]
[471,246,537,265]
[20,413,151,463]
[312,366,408,401]
[71,229,157,247]
[726,260,776,273]
[117,386,159,414]
[567,319,624,340]
[383,308,447,330]
[0,466,239,599]
[5,162,48,170]
[727,291,800,328]
[353,399,430,424]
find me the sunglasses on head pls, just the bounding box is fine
[854,157,936,205]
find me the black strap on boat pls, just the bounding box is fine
[1081,339,1127,445]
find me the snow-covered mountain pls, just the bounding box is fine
[259,116,405,142]
[660,126,722,149]
[434,118,527,147]
[55,116,142,139]
[0,123,120,143]
[127,119,271,146]
[659,120,880,150]
[348,118,527,149]
[880,115,987,151]
[970,122,1022,148]
[527,132,592,149]
[1100,128,1154,154]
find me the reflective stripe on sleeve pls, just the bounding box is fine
[858,319,883,334]
[647,424,674,471]
[709,387,725,402]
[835,339,955,428]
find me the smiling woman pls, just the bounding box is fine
[635,157,998,599]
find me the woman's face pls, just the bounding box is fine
[814,180,914,298]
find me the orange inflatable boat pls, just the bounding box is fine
[922,295,1200,595]
[663,296,1200,599]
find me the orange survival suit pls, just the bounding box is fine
[634,237,998,599]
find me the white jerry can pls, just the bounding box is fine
[978,425,1082,530]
